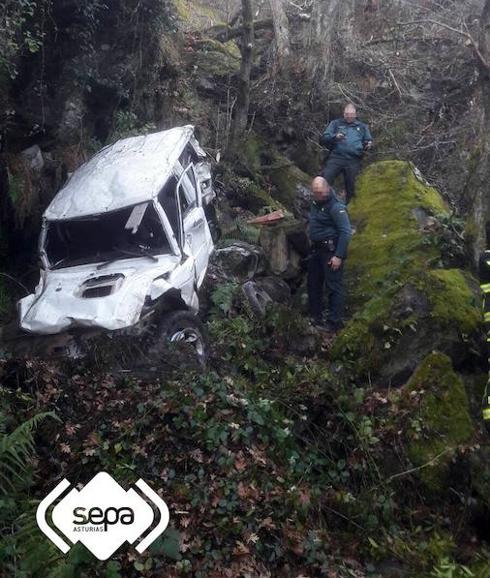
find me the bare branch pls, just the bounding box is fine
[397,18,490,70]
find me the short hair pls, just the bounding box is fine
[344,103,357,112]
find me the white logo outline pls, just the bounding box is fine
[36,472,170,560]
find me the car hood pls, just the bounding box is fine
[18,255,182,335]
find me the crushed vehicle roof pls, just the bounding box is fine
[44,125,195,220]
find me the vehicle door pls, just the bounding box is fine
[175,160,212,286]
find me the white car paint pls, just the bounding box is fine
[18,126,215,336]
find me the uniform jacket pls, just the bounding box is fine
[320,118,373,160]
[308,191,352,259]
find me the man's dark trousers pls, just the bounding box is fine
[307,245,344,323]
[323,156,361,204]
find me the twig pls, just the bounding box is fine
[385,448,451,483]
[0,272,29,295]
[388,69,403,98]
[322,505,365,531]
[397,18,490,70]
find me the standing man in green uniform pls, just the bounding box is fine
[307,176,352,332]
[320,103,373,204]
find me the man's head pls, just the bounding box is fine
[312,176,330,202]
[344,104,357,124]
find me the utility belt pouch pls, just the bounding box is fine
[311,238,337,252]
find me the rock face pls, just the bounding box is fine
[258,218,307,279]
[331,161,482,385]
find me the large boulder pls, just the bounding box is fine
[331,161,482,384]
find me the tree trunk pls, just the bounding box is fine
[268,0,290,70]
[230,0,254,151]
[469,0,490,262]
[306,0,342,88]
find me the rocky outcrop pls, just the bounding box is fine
[331,161,483,385]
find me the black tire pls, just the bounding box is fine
[153,310,208,366]
[242,281,273,318]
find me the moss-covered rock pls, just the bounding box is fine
[193,45,240,77]
[239,134,311,212]
[422,269,481,335]
[346,160,446,304]
[404,353,474,491]
[223,172,282,213]
[330,161,482,382]
[174,0,224,30]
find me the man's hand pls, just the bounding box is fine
[328,256,343,271]
[364,140,373,150]
[336,132,345,140]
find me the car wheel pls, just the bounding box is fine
[242,281,273,317]
[154,310,208,366]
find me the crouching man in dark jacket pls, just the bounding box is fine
[307,177,352,332]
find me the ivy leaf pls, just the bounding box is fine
[105,561,122,578]
[148,527,182,560]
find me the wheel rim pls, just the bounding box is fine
[168,327,205,361]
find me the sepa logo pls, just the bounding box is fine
[36,472,170,560]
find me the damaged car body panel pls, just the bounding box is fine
[19,126,215,338]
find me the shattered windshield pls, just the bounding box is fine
[45,203,171,269]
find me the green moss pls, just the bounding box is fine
[330,161,482,377]
[405,353,474,490]
[242,135,263,178]
[423,269,481,334]
[223,168,282,213]
[331,268,481,376]
[195,38,240,60]
[347,160,447,303]
[174,0,223,27]
[240,134,311,210]
[194,48,240,77]
[330,290,394,373]
[266,160,310,208]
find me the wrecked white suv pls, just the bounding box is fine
[18,126,216,361]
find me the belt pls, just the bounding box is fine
[311,239,337,251]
